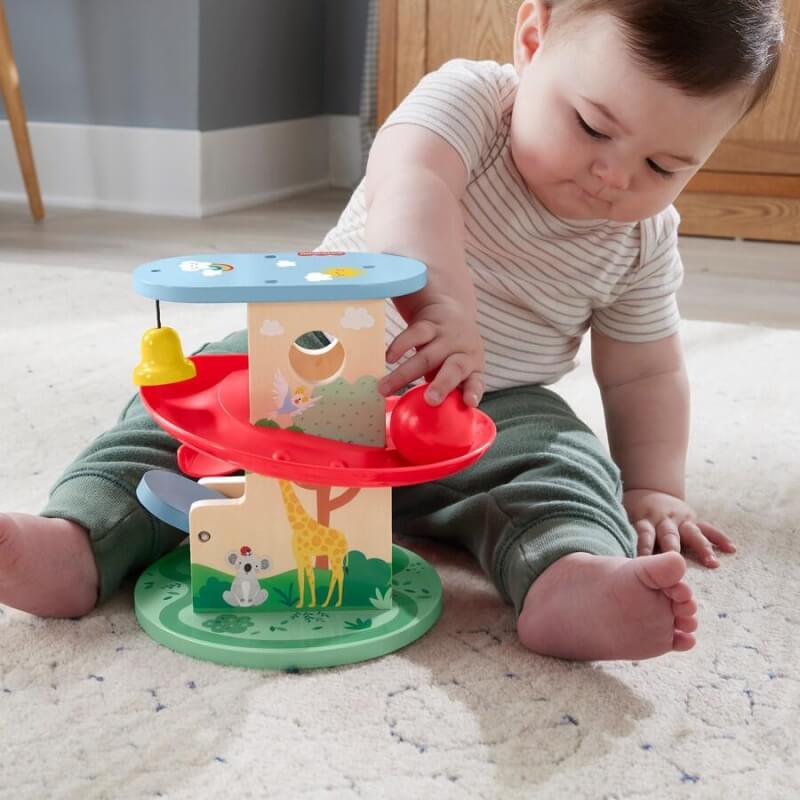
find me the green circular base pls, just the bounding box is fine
[134,544,442,670]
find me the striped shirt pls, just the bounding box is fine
[319,59,684,391]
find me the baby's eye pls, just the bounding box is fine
[646,159,674,179]
[575,111,608,140]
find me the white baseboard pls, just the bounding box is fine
[0,122,204,216]
[0,115,362,218]
[199,117,331,217]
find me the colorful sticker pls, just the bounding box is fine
[271,368,320,422]
[323,267,364,279]
[259,320,285,336]
[222,546,271,608]
[340,306,375,330]
[179,260,234,277]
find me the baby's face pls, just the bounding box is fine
[510,3,746,222]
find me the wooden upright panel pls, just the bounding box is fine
[396,0,428,109]
[377,0,398,126]
[674,193,800,243]
[378,0,428,126]
[703,0,800,176]
[427,0,517,70]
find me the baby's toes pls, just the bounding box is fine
[673,631,696,652]
[672,597,697,619]
[663,580,693,604]
[675,614,698,633]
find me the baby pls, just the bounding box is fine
[0,0,783,660]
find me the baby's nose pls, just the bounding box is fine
[606,171,630,191]
[593,160,630,192]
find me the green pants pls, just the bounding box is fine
[42,330,636,613]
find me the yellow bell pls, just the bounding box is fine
[133,326,197,386]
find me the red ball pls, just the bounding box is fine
[390,384,476,464]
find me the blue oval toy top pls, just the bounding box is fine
[133,251,427,303]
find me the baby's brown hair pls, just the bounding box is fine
[545,0,785,113]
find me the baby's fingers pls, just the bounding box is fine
[385,323,435,365]
[425,355,480,405]
[635,519,656,555]
[379,351,435,397]
[678,520,719,568]
[655,518,681,553]
[697,521,737,554]
[461,372,485,408]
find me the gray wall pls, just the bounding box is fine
[197,0,324,131]
[323,0,369,116]
[2,0,200,129]
[2,0,368,131]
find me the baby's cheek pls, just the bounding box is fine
[636,184,684,220]
[511,132,552,184]
[664,174,694,206]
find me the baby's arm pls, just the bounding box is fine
[367,124,485,406]
[591,330,736,566]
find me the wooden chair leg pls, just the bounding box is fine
[0,0,44,221]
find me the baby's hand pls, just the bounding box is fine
[377,296,485,407]
[623,489,736,568]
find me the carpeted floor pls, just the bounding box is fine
[1,261,798,799]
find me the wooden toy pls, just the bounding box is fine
[131,251,496,670]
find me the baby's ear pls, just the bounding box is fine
[259,558,271,572]
[226,551,239,566]
[514,0,551,70]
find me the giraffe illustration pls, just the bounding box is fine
[277,479,348,608]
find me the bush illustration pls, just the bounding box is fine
[201,614,255,634]
[295,377,384,445]
[194,576,230,609]
[369,587,393,610]
[340,551,391,605]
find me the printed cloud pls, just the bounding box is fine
[260,320,285,337]
[305,272,333,282]
[340,306,375,330]
[179,260,212,272]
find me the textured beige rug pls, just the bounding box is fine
[1,261,799,799]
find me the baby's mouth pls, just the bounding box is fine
[576,183,609,204]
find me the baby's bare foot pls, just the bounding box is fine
[0,512,98,618]
[517,551,697,661]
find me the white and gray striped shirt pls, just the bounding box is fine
[319,59,683,392]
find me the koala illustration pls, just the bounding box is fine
[222,546,271,607]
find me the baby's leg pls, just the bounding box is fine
[1,390,186,617]
[1,331,249,617]
[392,384,697,661]
[0,513,98,617]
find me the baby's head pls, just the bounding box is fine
[510,0,784,222]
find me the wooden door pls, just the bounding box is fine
[675,0,800,241]
[704,0,800,178]
[426,0,516,70]
[378,0,516,123]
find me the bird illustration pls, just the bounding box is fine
[271,369,319,420]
